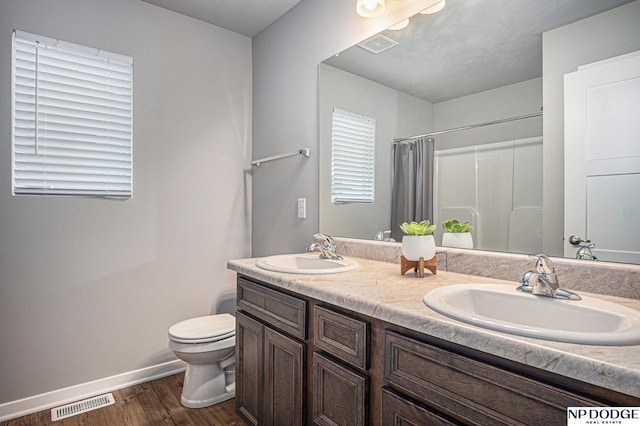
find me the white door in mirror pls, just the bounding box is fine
[564,51,640,263]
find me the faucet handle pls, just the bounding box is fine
[530,253,555,274]
[576,242,597,260]
[309,233,342,260]
[313,233,335,246]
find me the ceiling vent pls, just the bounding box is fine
[358,34,398,54]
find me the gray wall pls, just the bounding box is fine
[434,78,542,150]
[542,0,640,255]
[318,64,433,240]
[0,0,251,406]
[251,0,438,256]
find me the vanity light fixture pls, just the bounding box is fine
[420,0,446,14]
[356,0,386,18]
[388,18,410,30]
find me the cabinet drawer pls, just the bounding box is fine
[313,352,368,426]
[237,277,307,339]
[384,331,598,426]
[314,305,369,371]
[382,388,456,426]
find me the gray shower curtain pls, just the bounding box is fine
[390,137,435,242]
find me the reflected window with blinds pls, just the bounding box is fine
[11,30,133,198]
[331,108,375,204]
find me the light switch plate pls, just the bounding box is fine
[297,198,306,219]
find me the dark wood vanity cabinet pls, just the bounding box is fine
[236,275,373,426]
[263,327,304,425]
[383,330,586,425]
[236,275,639,426]
[382,330,639,426]
[381,388,457,426]
[236,311,263,425]
[236,278,306,426]
[312,352,368,425]
[312,305,370,426]
[236,312,304,426]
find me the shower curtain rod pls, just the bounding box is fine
[392,112,543,143]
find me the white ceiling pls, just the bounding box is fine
[140,0,302,37]
[324,0,634,103]
[141,0,635,102]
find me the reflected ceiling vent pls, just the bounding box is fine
[358,34,398,54]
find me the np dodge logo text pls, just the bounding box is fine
[567,408,640,425]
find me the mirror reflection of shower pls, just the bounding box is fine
[390,137,434,242]
[392,113,543,254]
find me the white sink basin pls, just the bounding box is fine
[256,253,359,275]
[423,284,640,345]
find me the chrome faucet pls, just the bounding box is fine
[306,233,343,260]
[517,254,581,300]
[576,242,598,260]
[569,235,598,260]
[374,230,395,242]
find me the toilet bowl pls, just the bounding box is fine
[168,313,236,408]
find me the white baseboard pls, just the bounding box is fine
[0,359,186,422]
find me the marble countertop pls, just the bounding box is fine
[227,256,640,399]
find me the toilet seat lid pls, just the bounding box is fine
[169,313,235,344]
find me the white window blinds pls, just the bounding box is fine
[11,30,133,197]
[331,108,375,203]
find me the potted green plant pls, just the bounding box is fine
[400,220,437,261]
[441,219,474,249]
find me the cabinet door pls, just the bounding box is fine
[313,352,368,426]
[264,327,304,426]
[236,312,264,426]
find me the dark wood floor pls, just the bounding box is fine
[1,373,245,426]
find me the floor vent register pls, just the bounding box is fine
[51,393,115,421]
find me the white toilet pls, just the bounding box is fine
[168,313,236,408]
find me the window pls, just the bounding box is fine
[11,30,133,197]
[331,108,375,204]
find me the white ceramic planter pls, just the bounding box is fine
[402,235,436,261]
[442,232,473,249]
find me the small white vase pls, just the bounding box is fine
[402,235,436,261]
[442,232,473,249]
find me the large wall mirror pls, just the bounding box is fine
[319,0,640,264]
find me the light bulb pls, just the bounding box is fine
[356,0,386,18]
[364,0,378,10]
